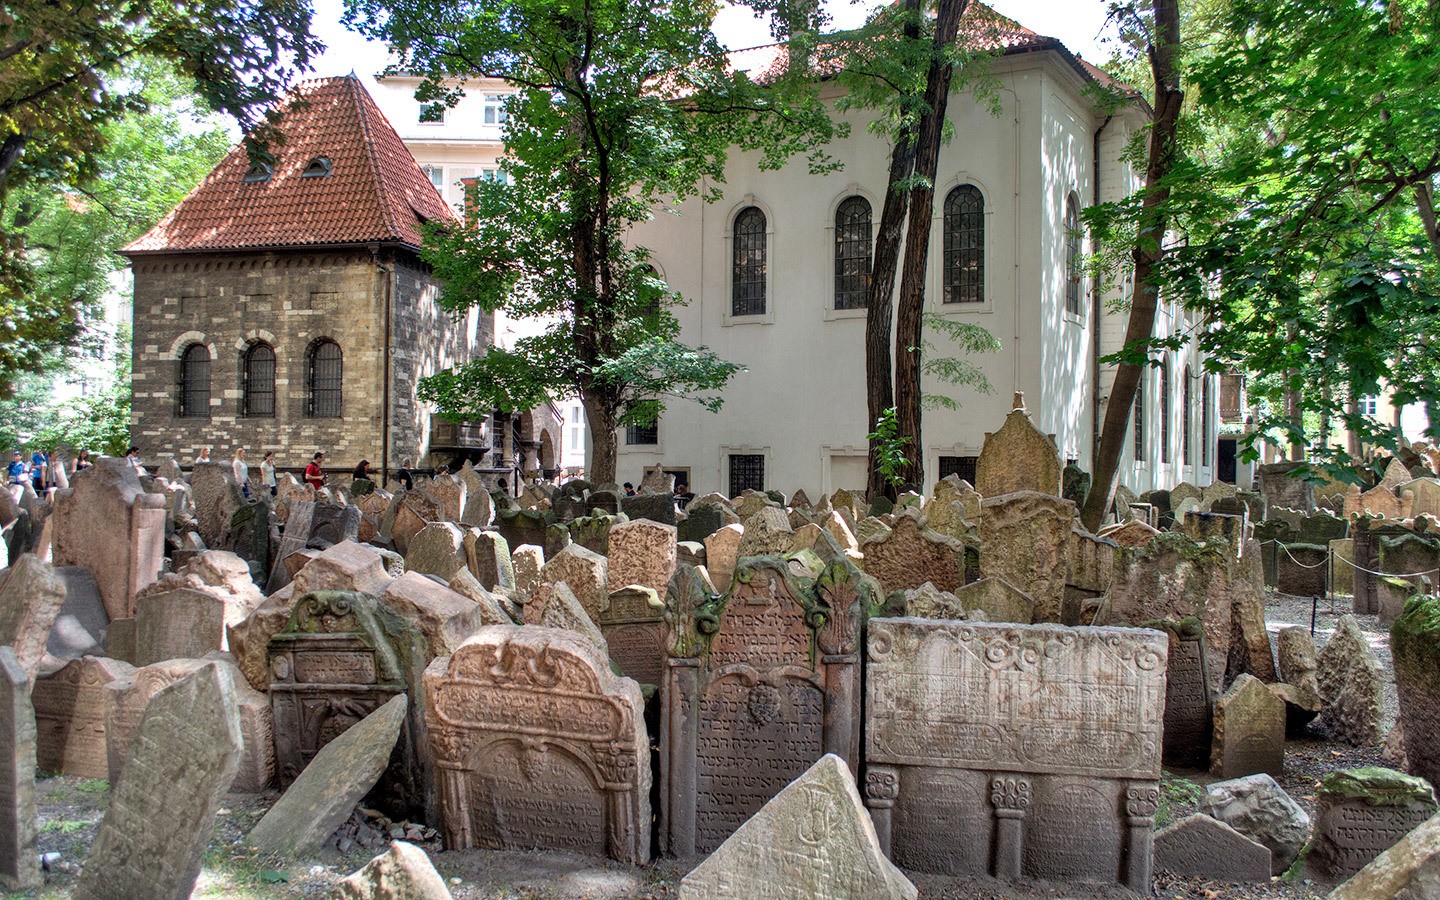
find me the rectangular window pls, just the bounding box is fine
[422,165,444,190]
[480,167,509,185]
[482,94,508,126]
[937,455,979,486]
[419,103,446,124]
[1359,395,1379,417]
[1133,379,1146,462]
[626,422,658,445]
[729,454,765,496]
[571,429,580,450]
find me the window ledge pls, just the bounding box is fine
[722,310,774,327]
[824,305,868,322]
[934,301,995,316]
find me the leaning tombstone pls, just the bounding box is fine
[248,694,408,859]
[1149,617,1213,768]
[1211,673,1285,779]
[1308,767,1439,881]
[864,618,1165,892]
[1316,614,1385,746]
[0,554,67,677]
[1394,594,1440,788]
[662,558,868,857]
[71,662,242,900]
[1328,810,1440,899]
[425,626,651,863]
[1153,814,1271,882]
[678,754,917,900]
[0,648,39,891]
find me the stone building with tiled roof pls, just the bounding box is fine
[123,75,493,483]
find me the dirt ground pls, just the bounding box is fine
[17,589,1389,900]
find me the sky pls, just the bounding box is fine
[308,0,1121,88]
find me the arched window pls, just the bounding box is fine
[242,342,276,418]
[1064,193,1082,316]
[834,196,872,310]
[1202,375,1213,467]
[307,339,343,418]
[732,206,767,316]
[178,344,211,418]
[1160,359,1171,464]
[1183,365,1193,465]
[943,185,984,304]
[1133,374,1146,462]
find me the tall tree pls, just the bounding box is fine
[348,0,841,483]
[1079,0,1184,531]
[0,0,318,395]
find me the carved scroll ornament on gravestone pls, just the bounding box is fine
[661,556,870,857]
[267,590,431,820]
[864,618,1166,893]
[424,625,651,864]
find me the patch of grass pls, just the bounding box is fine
[41,819,89,835]
[1156,772,1205,827]
[75,779,109,794]
[193,847,290,899]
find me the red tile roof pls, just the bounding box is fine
[124,75,455,256]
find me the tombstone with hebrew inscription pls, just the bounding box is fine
[267,590,430,819]
[662,556,870,857]
[599,585,669,686]
[1151,618,1212,768]
[424,625,651,864]
[33,655,135,779]
[864,618,1166,893]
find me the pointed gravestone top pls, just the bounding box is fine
[678,754,917,900]
[976,405,1062,498]
[1380,457,1413,493]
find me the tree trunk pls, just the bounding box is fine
[864,0,922,500]
[893,0,970,491]
[1078,0,1184,532]
[583,392,619,484]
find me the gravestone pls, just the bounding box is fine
[424,626,651,864]
[1202,773,1311,873]
[864,618,1165,892]
[599,585,668,686]
[859,512,965,597]
[458,468,494,528]
[1211,674,1285,778]
[678,754,917,900]
[522,581,607,651]
[381,571,490,659]
[737,506,794,558]
[405,522,468,581]
[1277,625,1321,695]
[608,519,677,595]
[948,576,1034,624]
[249,694,408,858]
[268,591,430,819]
[978,491,1076,623]
[334,840,452,900]
[0,648,38,891]
[678,502,734,545]
[71,663,241,900]
[703,524,744,591]
[0,553,67,677]
[33,655,135,778]
[623,491,676,526]
[1394,594,1440,789]
[975,396,1062,498]
[1258,462,1315,513]
[105,657,275,793]
[539,543,608,621]
[186,462,245,551]
[47,566,108,661]
[51,459,166,620]
[1310,767,1439,880]
[267,499,315,593]
[1151,618,1212,768]
[426,475,466,524]
[1328,808,1440,899]
[511,544,544,595]
[464,529,515,591]
[1153,814,1270,882]
[663,558,869,857]
[1317,614,1384,746]
[133,587,225,666]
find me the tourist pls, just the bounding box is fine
[260,451,278,497]
[435,463,449,477]
[232,448,251,498]
[352,459,372,481]
[30,450,46,492]
[72,449,92,474]
[125,447,145,475]
[7,450,28,501]
[394,458,414,492]
[194,446,212,466]
[304,452,325,490]
[623,482,636,496]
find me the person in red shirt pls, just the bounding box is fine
[304,452,325,490]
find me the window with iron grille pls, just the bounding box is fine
[729,454,764,496]
[1160,360,1171,464]
[937,455,978,486]
[943,185,984,304]
[1064,193,1082,316]
[1133,376,1146,462]
[1183,366,1193,465]
[627,422,658,445]
[243,342,275,418]
[1202,376,1213,466]
[834,196,872,310]
[731,206,767,316]
[307,339,343,418]
[178,344,210,418]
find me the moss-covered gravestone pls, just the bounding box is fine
[1309,767,1438,880]
[1393,596,1440,789]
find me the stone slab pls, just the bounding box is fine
[1154,814,1271,882]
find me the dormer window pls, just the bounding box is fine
[302,156,332,178]
[243,161,273,183]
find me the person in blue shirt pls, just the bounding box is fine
[7,450,28,500]
[30,451,46,491]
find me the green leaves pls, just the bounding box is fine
[866,407,912,489]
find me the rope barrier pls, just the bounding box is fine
[1258,538,1440,579]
